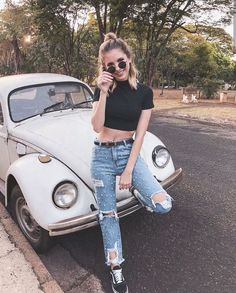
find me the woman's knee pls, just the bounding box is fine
[151,192,173,214]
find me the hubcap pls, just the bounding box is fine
[15,197,41,243]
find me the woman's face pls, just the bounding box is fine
[103,48,131,81]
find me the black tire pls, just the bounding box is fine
[9,185,53,253]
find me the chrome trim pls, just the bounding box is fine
[52,181,78,209]
[152,146,170,168]
[48,197,140,236]
[161,168,183,190]
[48,168,183,236]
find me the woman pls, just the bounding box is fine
[91,33,172,293]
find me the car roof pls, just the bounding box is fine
[0,73,82,100]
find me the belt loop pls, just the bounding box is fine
[123,139,127,146]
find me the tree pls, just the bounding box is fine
[0,0,233,86]
[85,0,136,42]
[0,0,34,73]
[87,0,233,85]
[157,23,234,93]
[27,0,99,80]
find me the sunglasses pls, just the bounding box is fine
[105,60,127,74]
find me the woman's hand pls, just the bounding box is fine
[119,170,132,190]
[97,71,113,94]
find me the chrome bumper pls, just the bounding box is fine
[48,168,183,236]
[161,167,183,190]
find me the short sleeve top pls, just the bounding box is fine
[93,80,154,131]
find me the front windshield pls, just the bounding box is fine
[9,82,93,122]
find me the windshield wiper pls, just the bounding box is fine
[40,100,92,116]
[72,101,92,108]
[40,102,67,116]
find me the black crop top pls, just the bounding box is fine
[93,80,154,131]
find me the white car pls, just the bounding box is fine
[0,73,182,252]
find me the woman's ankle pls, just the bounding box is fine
[111,264,120,270]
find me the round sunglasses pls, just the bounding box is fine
[106,60,127,74]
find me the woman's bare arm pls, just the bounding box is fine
[91,71,113,133]
[119,109,152,189]
[91,95,106,133]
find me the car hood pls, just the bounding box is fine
[9,109,173,199]
[10,110,97,189]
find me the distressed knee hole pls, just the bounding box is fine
[98,210,118,221]
[151,192,172,211]
[107,243,119,265]
[151,192,167,205]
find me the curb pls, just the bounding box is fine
[0,202,63,293]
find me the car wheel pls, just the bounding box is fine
[10,185,53,253]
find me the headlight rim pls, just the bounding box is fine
[52,180,78,209]
[152,145,170,168]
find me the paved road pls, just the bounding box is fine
[40,114,236,293]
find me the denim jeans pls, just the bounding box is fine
[90,139,172,266]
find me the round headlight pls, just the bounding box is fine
[53,181,78,209]
[152,146,170,168]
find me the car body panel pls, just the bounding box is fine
[0,125,10,180]
[9,110,174,187]
[6,153,97,230]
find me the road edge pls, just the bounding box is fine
[157,111,236,127]
[0,202,64,293]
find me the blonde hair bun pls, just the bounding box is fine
[104,32,117,42]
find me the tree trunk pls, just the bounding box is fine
[11,35,24,73]
[94,3,105,43]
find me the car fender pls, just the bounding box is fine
[6,153,96,231]
[142,131,175,181]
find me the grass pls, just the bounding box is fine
[153,89,236,123]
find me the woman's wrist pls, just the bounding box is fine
[100,90,108,96]
[124,166,133,174]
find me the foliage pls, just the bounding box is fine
[24,0,100,81]
[86,0,233,84]
[0,0,234,92]
[157,23,235,97]
[201,79,221,99]
[0,1,34,73]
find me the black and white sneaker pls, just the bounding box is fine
[110,265,128,293]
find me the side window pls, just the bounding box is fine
[71,85,93,105]
[83,86,93,101]
[71,85,92,108]
[0,102,3,125]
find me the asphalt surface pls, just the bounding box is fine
[39,114,236,293]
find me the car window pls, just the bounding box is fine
[9,82,93,122]
[0,102,3,125]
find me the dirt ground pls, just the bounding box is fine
[153,89,236,124]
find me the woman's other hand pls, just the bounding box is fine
[119,170,132,190]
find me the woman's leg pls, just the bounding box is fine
[91,147,124,267]
[94,173,124,267]
[132,155,173,214]
[91,146,128,293]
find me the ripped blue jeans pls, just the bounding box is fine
[90,139,172,266]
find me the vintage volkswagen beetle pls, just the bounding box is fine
[0,73,182,252]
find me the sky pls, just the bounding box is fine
[0,0,234,37]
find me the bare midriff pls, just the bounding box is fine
[97,127,135,142]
